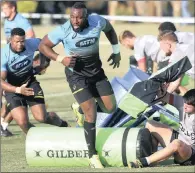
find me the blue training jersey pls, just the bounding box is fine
[4,13,32,41]
[48,14,109,77]
[1,38,40,86]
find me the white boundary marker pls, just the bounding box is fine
[1,12,194,24]
[1,13,194,45]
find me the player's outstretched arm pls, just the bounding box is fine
[38,35,58,61]
[103,20,121,68]
[167,76,183,94]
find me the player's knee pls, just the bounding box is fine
[17,120,28,129]
[34,114,46,123]
[83,108,96,122]
[104,102,117,114]
[171,139,183,152]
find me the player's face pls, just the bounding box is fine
[159,40,172,56]
[10,35,25,53]
[121,38,133,50]
[70,8,87,31]
[184,103,195,114]
[2,4,14,18]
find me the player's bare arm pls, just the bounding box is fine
[1,71,34,96]
[137,58,147,72]
[26,29,36,39]
[39,35,76,67]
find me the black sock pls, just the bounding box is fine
[60,120,68,127]
[84,121,97,158]
[139,157,149,167]
[78,107,84,114]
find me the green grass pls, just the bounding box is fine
[1,131,195,172]
[1,22,195,172]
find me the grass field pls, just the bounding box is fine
[1,22,195,172]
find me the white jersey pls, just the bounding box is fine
[134,35,164,62]
[168,43,195,79]
[173,95,195,149]
[175,31,194,44]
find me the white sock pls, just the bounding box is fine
[145,157,150,165]
[2,122,9,130]
[1,117,5,124]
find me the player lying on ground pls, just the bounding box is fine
[129,89,195,168]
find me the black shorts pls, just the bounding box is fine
[4,80,45,111]
[170,129,179,142]
[174,147,195,166]
[65,68,114,104]
[171,130,195,165]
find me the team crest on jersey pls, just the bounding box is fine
[12,59,31,70]
[75,37,98,47]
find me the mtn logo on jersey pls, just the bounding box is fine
[12,59,31,70]
[75,37,98,47]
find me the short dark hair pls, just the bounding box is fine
[2,1,17,11]
[157,30,178,43]
[11,28,25,37]
[183,89,195,107]
[158,22,177,32]
[72,2,86,9]
[119,30,135,42]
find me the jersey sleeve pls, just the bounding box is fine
[134,40,145,61]
[90,14,107,31]
[98,15,107,31]
[1,48,8,72]
[26,38,41,52]
[48,25,65,45]
[20,17,32,32]
[168,48,184,64]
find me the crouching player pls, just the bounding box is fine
[129,89,195,168]
[1,28,69,136]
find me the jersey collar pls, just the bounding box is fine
[7,12,18,21]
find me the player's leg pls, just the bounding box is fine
[1,101,13,136]
[1,111,13,137]
[76,92,104,168]
[95,78,116,114]
[28,81,69,127]
[86,77,116,168]
[129,139,194,168]
[145,119,174,148]
[66,69,104,168]
[5,93,34,134]
[71,78,116,127]
[72,87,98,156]
[128,120,177,168]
